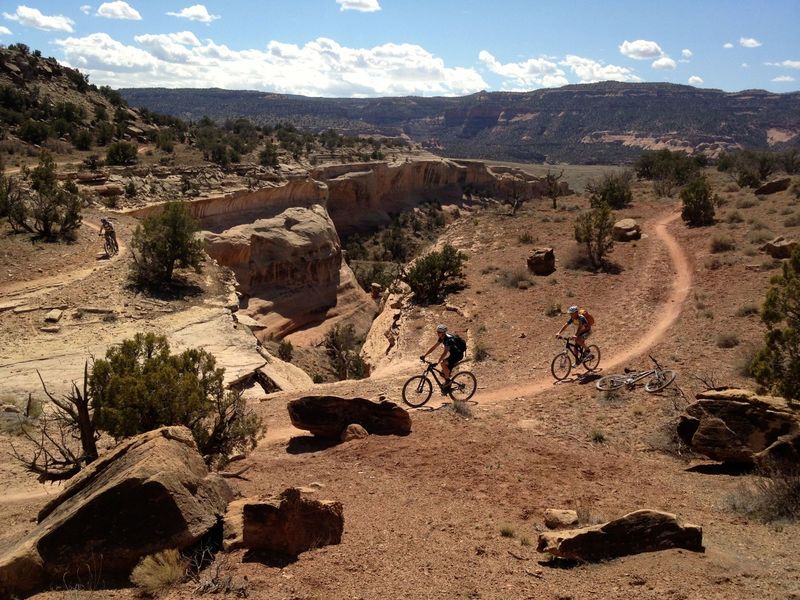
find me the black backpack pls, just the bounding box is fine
[449,333,467,354]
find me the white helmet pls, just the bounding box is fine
[436,324,447,333]
[568,305,579,314]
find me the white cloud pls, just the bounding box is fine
[652,57,677,70]
[681,49,692,59]
[562,55,641,83]
[336,0,381,12]
[742,63,749,68]
[55,33,487,97]
[772,75,795,82]
[0,25,12,35]
[739,37,762,48]
[619,39,664,60]
[166,4,219,23]
[723,42,734,49]
[766,59,800,69]
[80,5,92,15]
[478,50,568,88]
[97,1,141,20]
[688,75,703,85]
[2,5,74,32]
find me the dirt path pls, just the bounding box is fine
[475,211,690,403]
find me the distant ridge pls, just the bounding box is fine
[121,82,800,163]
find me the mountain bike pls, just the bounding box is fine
[402,359,477,408]
[550,335,600,380]
[595,355,677,392]
[101,232,118,257]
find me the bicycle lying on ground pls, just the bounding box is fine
[595,355,677,392]
[551,335,601,380]
[402,359,477,407]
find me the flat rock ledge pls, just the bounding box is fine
[288,395,411,438]
[537,509,703,562]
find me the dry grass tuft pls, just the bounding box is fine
[450,399,473,418]
[130,549,187,595]
[710,233,736,253]
[727,467,800,522]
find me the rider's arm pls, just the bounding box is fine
[556,320,569,337]
[421,340,440,359]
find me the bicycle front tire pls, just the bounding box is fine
[551,352,572,381]
[402,375,433,407]
[448,371,477,402]
[596,374,628,391]
[644,369,677,393]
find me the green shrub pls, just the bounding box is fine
[574,201,615,269]
[680,176,717,227]
[72,128,92,151]
[106,141,138,165]
[324,324,367,380]
[585,171,633,209]
[89,333,264,466]
[130,201,205,286]
[277,339,293,362]
[405,243,467,305]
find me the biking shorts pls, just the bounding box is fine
[578,329,591,340]
[447,351,463,370]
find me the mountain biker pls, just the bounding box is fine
[556,305,592,360]
[420,324,463,389]
[99,217,117,253]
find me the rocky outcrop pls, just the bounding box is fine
[677,388,800,470]
[0,427,232,598]
[223,488,343,556]
[613,218,642,241]
[761,236,798,259]
[537,510,703,561]
[755,178,791,195]
[203,204,376,343]
[288,396,411,438]
[543,509,579,529]
[527,247,556,275]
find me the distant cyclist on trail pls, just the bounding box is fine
[556,305,594,361]
[99,217,118,255]
[421,324,466,391]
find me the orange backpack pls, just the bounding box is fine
[579,308,595,327]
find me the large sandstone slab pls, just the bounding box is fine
[0,426,232,597]
[537,509,703,561]
[288,395,411,438]
[677,388,800,470]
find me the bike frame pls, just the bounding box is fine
[558,336,584,360]
[420,361,449,390]
[619,356,666,386]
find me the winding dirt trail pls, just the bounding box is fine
[475,211,691,404]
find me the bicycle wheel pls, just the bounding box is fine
[402,375,433,407]
[582,345,601,371]
[595,374,628,391]
[448,371,477,402]
[644,369,677,393]
[104,237,115,256]
[551,351,572,381]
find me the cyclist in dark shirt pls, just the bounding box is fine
[556,305,592,359]
[421,324,464,386]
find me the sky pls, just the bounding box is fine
[1,1,798,97]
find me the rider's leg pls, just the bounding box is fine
[441,359,451,382]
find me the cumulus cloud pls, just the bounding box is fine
[681,49,692,59]
[688,75,703,85]
[652,56,676,70]
[739,37,762,48]
[0,26,12,35]
[742,63,749,68]
[97,1,141,20]
[562,55,641,83]
[767,59,800,69]
[619,39,663,60]
[80,5,92,15]
[772,75,795,82]
[166,4,219,23]
[336,0,381,11]
[2,5,74,32]
[478,51,568,88]
[55,33,487,96]
[723,42,734,49]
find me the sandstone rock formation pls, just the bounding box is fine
[677,388,800,471]
[537,510,703,561]
[755,178,791,196]
[527,247,556,275]
[223,488,343,556]
[543,509,579,529]
[0,426,232,597]
[288,396,411,438]
[760,236,798,259]
[613,218,642,241]
[341,423,369,442]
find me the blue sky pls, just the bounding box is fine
[1,1,798,96]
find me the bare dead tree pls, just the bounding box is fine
[503,172,530,216]
[9,362,99,482]
[544,169,564,209]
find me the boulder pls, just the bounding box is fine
[341,423,369,442]
[526,247,555,276]
[613,218,641,242]
[44,309,63,323]
[537,509,703,561]
[288,396,411,438]
[543,509,579,529]
[94,184,125,197]
[760,236,798,259]
[0,426,232,598]
[755,178,791,196]
[677,388,800,471]
[224,488,343,556]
